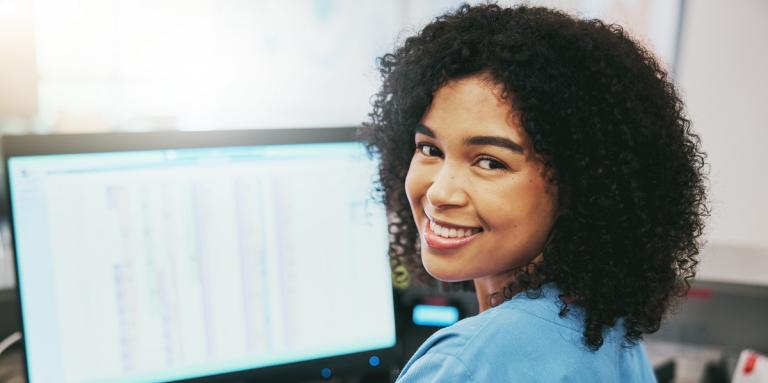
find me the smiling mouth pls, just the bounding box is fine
[429,220,482,238]
[424,218,483,250]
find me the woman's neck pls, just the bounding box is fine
[473,254,544,313]
[473,272,521,312]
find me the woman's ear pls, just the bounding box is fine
[552,179,569,218]
[542,166,567,218]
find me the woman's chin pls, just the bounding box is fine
[422,256,473,283]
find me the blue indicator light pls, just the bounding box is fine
[321,367,332,378]
[369,355,381,367]
[412,304,460,327]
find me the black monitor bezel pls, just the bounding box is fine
[2,127,403,383]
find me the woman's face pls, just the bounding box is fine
[405,75,558,284]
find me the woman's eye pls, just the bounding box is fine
[476,157,508,171]
[416,143,442,157]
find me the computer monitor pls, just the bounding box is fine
[2,127,397,383]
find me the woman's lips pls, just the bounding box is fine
[423,220,481,250]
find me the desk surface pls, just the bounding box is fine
[0,348,24,383]
[0,339,724,383]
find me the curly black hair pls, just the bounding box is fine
[362,3,708,350]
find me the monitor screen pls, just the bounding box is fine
[5,130,396,383]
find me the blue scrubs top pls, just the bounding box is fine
[397,284,656,382]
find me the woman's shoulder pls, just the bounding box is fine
[402,284,587,369]
[396,284,655,382]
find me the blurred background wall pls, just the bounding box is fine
[676,0,768,287]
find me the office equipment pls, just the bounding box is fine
[0,331,21,356]
[0,222,13,290]
[732,349,768,382]
[411,304,459,327]
[2,127,397,383]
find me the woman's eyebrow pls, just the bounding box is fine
[465,136,524,154]
[416,123,524,153]
[415,123,435,137]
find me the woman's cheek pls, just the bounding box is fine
[404,162,424,207]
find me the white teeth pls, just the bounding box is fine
[430,220,479,238]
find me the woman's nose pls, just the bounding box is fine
[426,165,469,209]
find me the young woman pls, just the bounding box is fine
[363,4,708,382]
